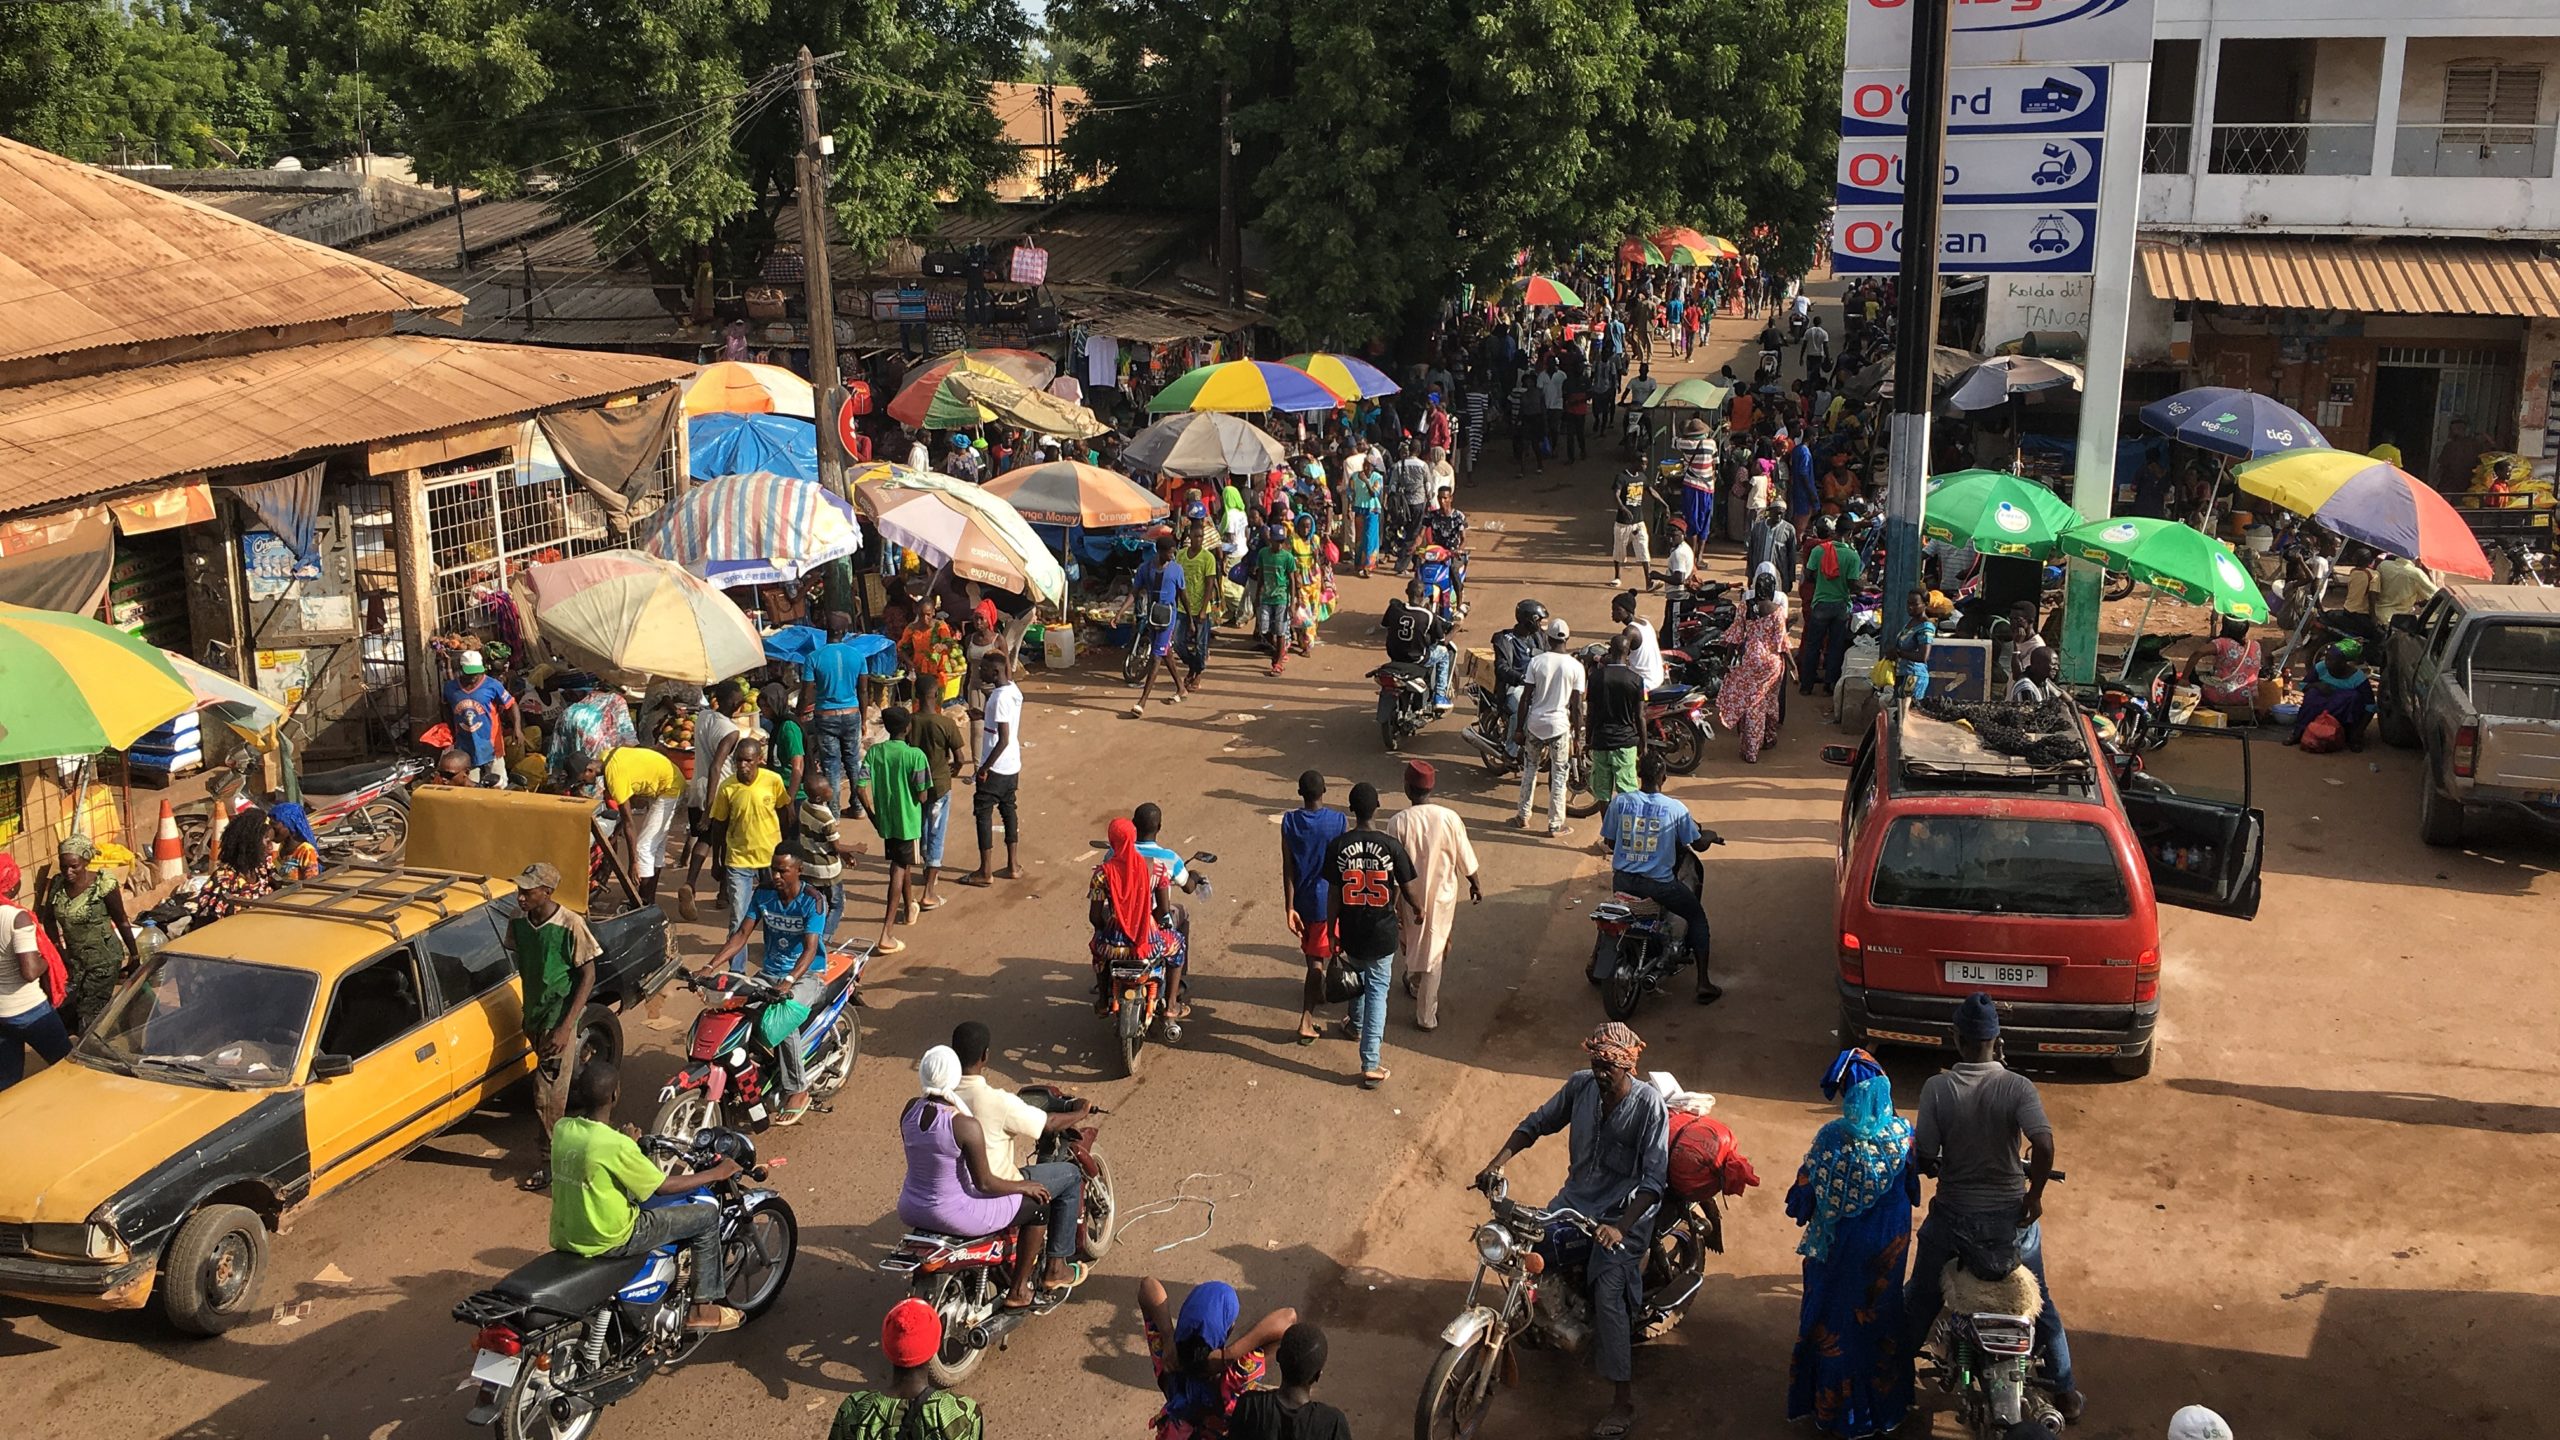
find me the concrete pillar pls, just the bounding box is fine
[2372,35,2408,178]
[2192,26,2222,180]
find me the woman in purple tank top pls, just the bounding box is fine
[899,1044,1058,1309]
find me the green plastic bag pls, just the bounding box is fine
[755,998,810,1049]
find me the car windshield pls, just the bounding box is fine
[73,953,315,1088]
[2467,622,2560,677]
[1871,816,2129,919]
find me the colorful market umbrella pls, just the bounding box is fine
[682,361,816,419]
[2233,448,2494,577]
[2137,387,2327,460]
[1147,360,1348,415]
[1652,225,1714,254]
[1121,412,1286,477]
[1921,470,2084,559]
[0,602,195,764]
[1519,274,1583,308]
[165,650,284,745]
[886,349,1059,426]
[2062,517,2270,621]
[922,369,1108,437]
[1947,355,2085,412]
[514,550,765,685]
[982,461,1171,528]
[687,412,818,482]
[1618,237,1666,265]
[1643,378,1733,412]
[1280,353,1401,401]
[850,464,1067,603]
[645,471,864,587]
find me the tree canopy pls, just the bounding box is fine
[1053,0,1842,346]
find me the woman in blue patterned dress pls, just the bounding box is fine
[1785,1048,1917,1438]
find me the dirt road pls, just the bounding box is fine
[9,306,2556,1440]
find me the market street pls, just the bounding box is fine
[4,308,2552,1440]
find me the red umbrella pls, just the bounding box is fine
[1520,274,1584,308]
[886,349,1060,426]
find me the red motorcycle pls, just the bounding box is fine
[881,1085,1119,1385]
[653,958,865,1139]
[1642,684,1714,774]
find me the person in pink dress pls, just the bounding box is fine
[1716,565,1791,763]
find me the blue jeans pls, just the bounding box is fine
[1346,950,1395,1073]
[1424,642,1454,708]
[1174,612,1212,678]
[1021,1159,1086,1258]
[0,999,74,1089]
[605,1199,724,1303]
[1257,600,1290,644]
[920,793,951,868]
[810,709,864,795]
[721,865,759,931]
[1903,1205,2075,1394]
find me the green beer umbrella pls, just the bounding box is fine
[1919,469,2081,559]
[2061,516,2269,622]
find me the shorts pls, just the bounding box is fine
[883,836,918,867]
[1298,915,1336,961]
[627,795,678,879]
[1591,745,1640,802]
[1612,522,1648,563]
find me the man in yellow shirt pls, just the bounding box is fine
[2367,432,2403,468]
[2372,553,2441,629]
[602,744,685,906]
[709,737,792,930]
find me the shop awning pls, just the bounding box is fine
[0,335,696,516]
[2139,234,2560,319]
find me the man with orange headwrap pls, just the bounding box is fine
[1474,1022,1671,1439]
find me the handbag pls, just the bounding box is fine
[1321,948,1365,1004]
[1145,600,1178,631]
[2299,711,2346,754]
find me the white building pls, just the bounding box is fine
[2130,1,2560,484]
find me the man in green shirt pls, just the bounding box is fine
[908,701,969,916]
[1796,517,1865,697]
[1173,506,1222,693]
[865,706,931,957]
[830,1298,983,1440]
[506,861,597,1191]
[1252,523,1302,674]
[548,1058,744,1332]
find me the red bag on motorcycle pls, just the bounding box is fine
[1665,1111,1760,1201]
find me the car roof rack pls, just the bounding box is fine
[1893,703,2097,789]
[234,863,500,938]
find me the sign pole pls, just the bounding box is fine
[1883,0,1953,623]
[2058,58,2152,686]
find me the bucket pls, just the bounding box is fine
[2244,526,2275,554]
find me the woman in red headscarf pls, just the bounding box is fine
[1089,816,1182,1016]
[0,854,74,1090]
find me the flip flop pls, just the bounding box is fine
[876,937,908,955]
[684,1304,746,1333]
[1359,1068,1392,1090]
[958,874,994,888]
[919,896,945,912]
[516,1170,551,1193]
[772,1102,811,1127]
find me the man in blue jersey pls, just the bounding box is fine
[1599,752,1721,1004]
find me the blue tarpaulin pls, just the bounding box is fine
[763,624,898,677]
[689,413,819,482]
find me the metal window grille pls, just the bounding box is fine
[420,426,681,638]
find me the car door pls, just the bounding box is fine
[2116,726,2265,919]
[417,904,529,1122]
[302,946,451,1195]
[2409,595,2464,754]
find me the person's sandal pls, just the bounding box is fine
[684,1304,746,1333]
[1359,1068,1392,1090]
[516,1170,551,1193]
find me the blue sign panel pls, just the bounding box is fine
[1840,65,2110,137]
[1838,135,2104,206]
[1831,206,2099,275]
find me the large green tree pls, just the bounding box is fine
[0,0,118,158]
[352,0,1031,273]
[1053,0,1841,346]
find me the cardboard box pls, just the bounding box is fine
[1460,647,1496,688]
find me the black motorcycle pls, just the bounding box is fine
[1370,659,1436,752]
[1588,839,1718,1021]
[454,1129,798,1440]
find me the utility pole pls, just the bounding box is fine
[796,45,847,497]
[1217,82,1241,306]
[451,185,472,272]
[1881,0,1952,635]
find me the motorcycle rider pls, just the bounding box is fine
[1414,489,1471,620]
[1599,752,1721,1003]
[699,852,830,1126]
[947,1019,1096,1305]
[1130,801,1203,1004]
[1489,599,1549,758]
[1382,578,1456,713]
[1903,994,2082,1424]
[1474,1022,1670,1440]
[547,1057,743,1332]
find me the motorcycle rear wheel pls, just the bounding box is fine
[1658,720,1704,775]
[921,1273,991,1388]
[807,1019,860,1099]
[1378,693,1403,753]
[1122,633,1149,683]
[1602,947,1649,1021]
[496,1341,598,1440]
[1413,1334,1503,1440]
[343,797,409,863]
[1116,1003,1147,1078]
[1077,1148,1120,1260]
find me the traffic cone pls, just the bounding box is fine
[152,800,185,883]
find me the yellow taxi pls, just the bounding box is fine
[0,789,674,1334]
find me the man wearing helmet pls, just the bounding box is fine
[1490,600,1549,757]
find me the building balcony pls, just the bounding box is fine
[2392,122,2557,179]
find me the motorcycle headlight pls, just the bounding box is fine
[1472,1223,1516,1270]
[31,1222,127,1262]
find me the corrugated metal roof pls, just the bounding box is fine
[2140,234,2560,318]
[351,197,567,270]
[0,138,467,364]
[0,335,693,511]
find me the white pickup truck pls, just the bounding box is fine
[2378,584,2560,845]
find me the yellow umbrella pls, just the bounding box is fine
[0,602,194,764]
[513,550,766,685]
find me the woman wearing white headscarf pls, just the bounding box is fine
[896,1045,1084,1309]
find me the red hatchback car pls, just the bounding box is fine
[1831,704,2264,1077]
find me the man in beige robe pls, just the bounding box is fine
[1382,760,1480,1030]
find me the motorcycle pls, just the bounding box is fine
[651,954,865,1141]
[1920,1183,2071,1438]
[1588,840,1718,1020]
[1094,849,1215,1075]
[882,1084,1120,1386]
[453,1128,798,1440]
[296,756,431,863]
[1640,685,1715,775]
[1458,683,1591,795]
[1122,601,1173,684]
[1415,1173,1721,1440]
[1371,658,1440,753]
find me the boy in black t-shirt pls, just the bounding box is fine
[1228,1322,1353,1440]
[1321,782,1421,1090]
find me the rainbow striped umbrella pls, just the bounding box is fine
[0,602,194,764]
[1618,237,1666,265]
[2234,448,2493,577]
[645,471,863,587]
[1147,360,1348,414]
[1281,353,1401,401]
[1519,274,1584,308]
[514,550,765,684]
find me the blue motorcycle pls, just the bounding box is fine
[455,1128,798,1440]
